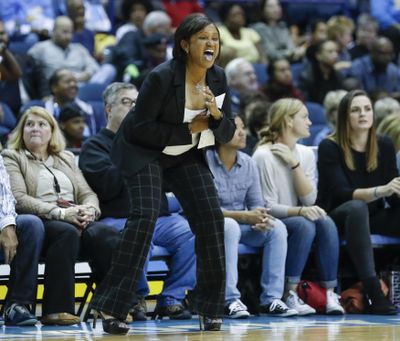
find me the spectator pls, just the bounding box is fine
[116,0,153,42]
[207,116,297,318]
[0,20,23,115]
[27,16,113,98]
[67,0,95,56]
[218,3,267,65]
[225,58,259,116]
[79,82,195,320]
[374,96,400,127]
[371,0,400,59]
[262,58,304,102]
[241,99,270,156]
[123,32,168,89]
[59,102,86,149]
[0,155,44,326]
[161,0,203,28]
[44,68,96,137]
[349,14,379,60]
[253,98,344,316]
[349,37,400,100]
[317,90,398,315]
[305,20,328,61]
[3,106,120,325]
[326,15,354,63]
[313,89,348,146]
[377,113,400,171]
[299,40,344,104]
[251,0,305,63]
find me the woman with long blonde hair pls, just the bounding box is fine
[317,90,398,314]
[253,98,344,315]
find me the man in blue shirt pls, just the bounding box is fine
[0,155,44,326]
[206,116,297,318]
[349,37,400,98]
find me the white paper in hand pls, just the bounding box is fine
[198,93,226,149]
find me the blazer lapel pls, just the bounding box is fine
[174,61,186,122]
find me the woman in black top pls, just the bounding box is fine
[90,14,235,334]
[317,89,399,315]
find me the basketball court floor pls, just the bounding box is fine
[1,314,399,340]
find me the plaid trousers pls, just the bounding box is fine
[91,150,226,319]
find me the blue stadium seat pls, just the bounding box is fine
[252,63,268,87]
[78,83,107,102]
[19,100,45,118]
[87,100,107,132]
[302,101,328,146]
[291,62,305,86]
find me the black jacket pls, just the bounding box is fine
[79,128,169,218]
[111,59,236,177]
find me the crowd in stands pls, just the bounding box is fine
[1,0,400,327]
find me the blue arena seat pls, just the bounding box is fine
[78,83,108,102]
[301,101,328,146]
[252,63,268,87]
[87,100,107,132]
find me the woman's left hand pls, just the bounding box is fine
[77,205,96,229]
[270,143,298,168]
[203,86,222,120]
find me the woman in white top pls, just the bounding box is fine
[253,98,343,315]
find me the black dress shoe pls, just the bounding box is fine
[152,303,192,320]
[92,311,129,335]
[198,315,222,331]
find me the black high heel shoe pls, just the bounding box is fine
[198,315,222,331]
[92,310,130,335]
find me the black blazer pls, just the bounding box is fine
[111,59,236,177]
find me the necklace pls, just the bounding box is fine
[187,73,206,93]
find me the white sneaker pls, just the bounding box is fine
[285,290,316,316]
[261,299,298,317]
[224,299,250,319]
[326,291,345,315]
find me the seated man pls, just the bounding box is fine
[79,82,195,320]
[206,116,296,318]
[0,155,45,326]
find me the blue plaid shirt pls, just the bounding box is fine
[0,155,17,230]
[206,149,264,211]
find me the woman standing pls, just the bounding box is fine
[317,89,398,314]
[253,98,344,316]
[90,14,235,334]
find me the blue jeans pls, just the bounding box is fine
[283,216,339,288]
[101,213,196,305]
[224,217,288,306]
[0,215,44,307]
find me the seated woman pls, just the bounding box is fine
[207,116,297,318]
[317,90,398,314]
[253,98,344,315]
[262,58,304,102]
[2,106,120,325]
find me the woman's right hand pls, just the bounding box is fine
[63,206,86,229]
[299,206,327,221]
[189,113,209,133]
[382,177,400,197]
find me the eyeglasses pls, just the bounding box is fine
[119,97,136,108]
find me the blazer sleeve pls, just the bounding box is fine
[2,150,59,219]
[123,67,193,150]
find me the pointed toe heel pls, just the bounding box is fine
[198,315,222,331]
[92,310,130,335]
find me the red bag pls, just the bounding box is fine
[297,280,327,313]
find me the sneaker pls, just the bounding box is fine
[326,291,345,315]
[260,299,298,317]
[224,299,250,319]
[5,303,38,326]
[128,297,147,321]
[153,298,192,320]
[285,290,316,316]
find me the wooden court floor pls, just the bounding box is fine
[1,315,400,340]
